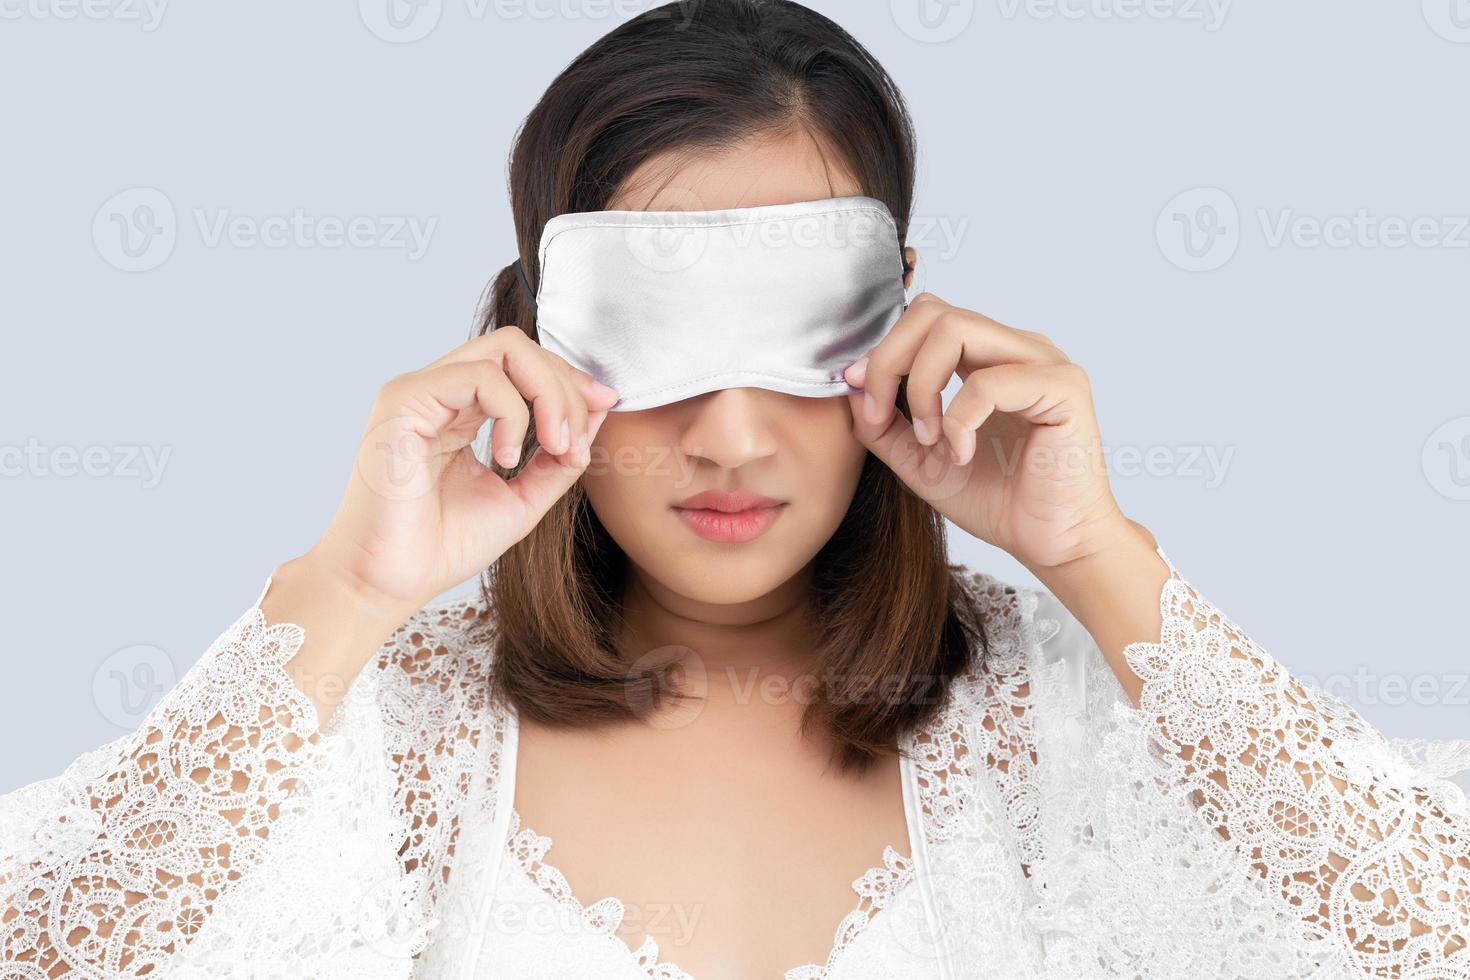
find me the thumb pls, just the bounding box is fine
[847,387,911,464]
[847,390,966,507]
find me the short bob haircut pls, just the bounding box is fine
[472,0,992,774]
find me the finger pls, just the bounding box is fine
[501,407,611,518]
[486,380,532,470]
[845,388,963,506]
[427,327,620,414]
[537,345,621,410]
[845,294,1064,433]
[420,327,521,371]
[463,330,575,456]
[551,359,590,466]
[907,320,1068,450]
[420,329,579,455]
[391,359,526,443]
[410,328,570,453]
[942,362,1090,466]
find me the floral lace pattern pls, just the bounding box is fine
[783,846,915,980]
[1120,552,1470,976]
[3,547,1468,979]
[502,808,695,980]
[0,600,333,978]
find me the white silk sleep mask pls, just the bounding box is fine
[511,194,910,412]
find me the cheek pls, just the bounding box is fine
[791,403,869,513]
[580,418,671,539]
[808,399,869,465]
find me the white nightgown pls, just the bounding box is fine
[2,544,1468,979]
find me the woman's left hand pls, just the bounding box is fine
[843,291,1133,571]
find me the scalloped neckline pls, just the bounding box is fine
[502,803,916,980]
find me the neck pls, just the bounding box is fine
[616,562,826,713]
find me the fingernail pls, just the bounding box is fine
[847,356,869,384]
[495,444,521,468]
[559,418,571,453]
[913,417,932,444]
[591,379,618,398]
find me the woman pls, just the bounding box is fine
[3,2,1467,978]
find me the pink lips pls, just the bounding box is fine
[671,489,787,544]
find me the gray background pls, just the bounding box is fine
[3,0,1468,791]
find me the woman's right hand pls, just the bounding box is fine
[302,325,619,624]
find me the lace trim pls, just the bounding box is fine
[1120,548,1470,975]
[0,600,329,977]
[906,570,1060,873]
[503,808,694,980]
[784,846,916,980]
[502,807,913,980]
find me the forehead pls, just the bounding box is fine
[605,128,864,213]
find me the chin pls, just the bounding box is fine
[648,548,806,603]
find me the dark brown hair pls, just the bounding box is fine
[474,0,990,773]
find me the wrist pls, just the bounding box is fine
[271,547,421,639]
[1018,512,1156,581]
[257,548,422,729]
[1019,516,1169,704]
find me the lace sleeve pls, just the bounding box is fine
[0,577,477,979]
[1121,546,1470,973]
[1021,546,1470,978]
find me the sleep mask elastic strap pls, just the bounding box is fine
[511,257,537,314]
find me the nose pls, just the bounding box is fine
[676,387,781,470]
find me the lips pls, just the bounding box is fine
[671,489,787,543]
[672,489,782,512]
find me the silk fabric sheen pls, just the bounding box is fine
[533,195,907,412]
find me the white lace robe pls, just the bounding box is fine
[2,545,1468,979]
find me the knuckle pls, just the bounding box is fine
[938,310,972,341]
[378,372,413,399]
[486,324,528,352]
